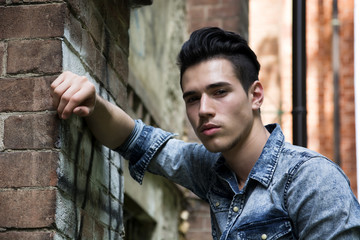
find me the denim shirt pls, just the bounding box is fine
[117,120,360,240]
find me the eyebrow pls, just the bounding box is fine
[182,81,231,99]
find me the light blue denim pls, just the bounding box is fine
[117,120,360,240]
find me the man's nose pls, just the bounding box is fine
[199,95,215,117]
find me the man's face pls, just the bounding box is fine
[182,58,256,153]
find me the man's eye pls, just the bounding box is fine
[214,89,227,96]
[186,96,200,104]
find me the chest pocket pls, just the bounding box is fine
[237,217,295,240]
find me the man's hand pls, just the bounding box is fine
[51,71,135,149]
[51,71,96,119]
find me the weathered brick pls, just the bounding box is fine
[188,7,206,21]
[0,3,65,39]
[0,231,54,240]
[4,114,59,149]
[0,189,56,228]
[7,39,62,74]
[80,211,94,239]
[108,41,129,84]
[0,41,5,75]
[0,76,54,112]
[208,4,240,19]
[187,0,219,6]
[0,151,58,188]
[94,221,105,239]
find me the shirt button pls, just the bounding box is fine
[261,234,267,239]
[233,206,239,212]
[215,202,220,207]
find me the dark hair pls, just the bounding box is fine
[177,27,260,92]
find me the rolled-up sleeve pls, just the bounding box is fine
[115,120,220,200]
[116,120,175,184]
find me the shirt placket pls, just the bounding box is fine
[222,193,246,239]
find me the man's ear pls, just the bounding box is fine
[248,80,264,110]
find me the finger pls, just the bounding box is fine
[51,72,67,90]
[57,84,83,119]
[51,72,76,109]
[51,74,65,108]
[73,106,90,117]
[60,85,94,119]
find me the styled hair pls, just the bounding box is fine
[177,27,260,92]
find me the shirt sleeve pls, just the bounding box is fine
[115,120,220,200]
[285,157,360,239]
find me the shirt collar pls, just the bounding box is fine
[248,123,285,187]
[213,123,285,189]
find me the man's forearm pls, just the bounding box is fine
[85,95,135,149]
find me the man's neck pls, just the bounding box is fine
[222,119,270,187]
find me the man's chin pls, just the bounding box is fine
[201,141,223,153]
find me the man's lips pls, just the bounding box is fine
[199,123,220,136]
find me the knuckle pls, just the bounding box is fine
[86,82,96,91]
[79,76,88,83]
[61,93,72,102]
[53,88,62,96]
[63,71,72,76]
[70,95,82,104]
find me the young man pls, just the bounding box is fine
[52,27,360,239]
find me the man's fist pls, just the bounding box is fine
[51,71,96,119]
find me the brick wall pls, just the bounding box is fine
[187,0,249,39]
[0,0,148,239]
[302,0,357,196]
[0,1,65,238]
[249,0,357,197]
[306,1,334,158]
[338,0,356,196]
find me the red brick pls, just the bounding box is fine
[0,231,54,240]
[188,7,206,21]
[4,114,59,149]
[0,4,65,39]
[223,17,244,32]
[189,19,222,33]
[0,76,55,112]
[208,4,240,18]
[0,151,58,188]
[7,39,62,74]
[0,189,56,228]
